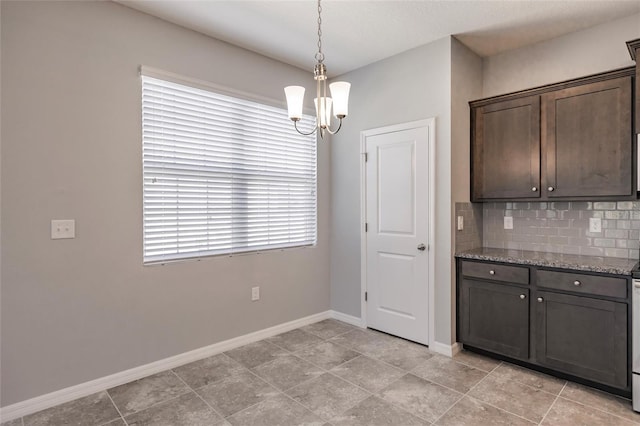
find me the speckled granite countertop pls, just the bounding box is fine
[455,247,639,276]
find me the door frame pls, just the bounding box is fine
[359,118,436,347]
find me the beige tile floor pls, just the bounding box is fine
[3,319,640,425]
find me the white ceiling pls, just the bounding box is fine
[118,0,640,76]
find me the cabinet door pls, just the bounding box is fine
[472,96,541,200]
[460,279,529,359]
[543,76,633,198]
[630,42,640,134]
[535,291,627,389]
[635,48,640,134]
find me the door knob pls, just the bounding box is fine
[537,297,544,303]
[519,294,526,299]
[548,186,555,192]
[531,186,538,192]
[417,243,426,251]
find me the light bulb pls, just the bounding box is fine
[314,97,333,127]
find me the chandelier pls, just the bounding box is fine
[284,0,351,139]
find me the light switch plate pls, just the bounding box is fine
[51,219,75,239]
[589,217,602,233]
[504,216,513,230]
[457,216,464,231]
[251,286,260,301]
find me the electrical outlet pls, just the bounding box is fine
[251,286,260,301]
[457,215,464,231]
[504,216,513,230]
[51,219,75,239]
[589,217,602,233]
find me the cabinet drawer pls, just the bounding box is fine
[461,261,529,285]
[536,270,627,299]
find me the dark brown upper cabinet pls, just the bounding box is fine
[472,96,540,200]
[470,68,635,202]
[626,39,640,133]
[543,77,632,198]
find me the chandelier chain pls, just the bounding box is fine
[315,0,324,63]
[284,0,348,139]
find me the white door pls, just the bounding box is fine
[364,121,432,345]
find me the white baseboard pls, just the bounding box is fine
[0,310,332,422]
[430,341,461,357]
[327,311,462,359]
[329,310,364,328]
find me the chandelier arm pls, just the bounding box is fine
[316,70,322,130]
[323,117,343,135]
[294,120,318,136]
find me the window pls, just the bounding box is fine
[141,73,317,263]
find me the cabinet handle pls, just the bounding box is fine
[537,297,544,303]
[531,186,538,192]
[548,186,555,192]
[489,270,495,275]
[520,294,526,300]
[573,280,581,286]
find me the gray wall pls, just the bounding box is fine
[483,13,639,97]
[1,1,330,406]
[3,1,639,407]
[450,39,483,342]
[451,38,482,205]
[329,37,457,346]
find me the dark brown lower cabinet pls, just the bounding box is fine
[460,279,529,359]
[534,291,628,389]
[457,257,631,394]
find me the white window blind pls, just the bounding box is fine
[142,75,317,263]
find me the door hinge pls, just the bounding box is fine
[364,152,368,162]
[365,223,368,232]
[365,291,368,302]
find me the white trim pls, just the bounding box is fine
[430,341,462,357]
[360,131,368,329]
[0,311,331,422]
[359,118,437,349]
[329,310,365,328]
[140,65,286,111]
[138,65,315,115]
[427,118,437,353]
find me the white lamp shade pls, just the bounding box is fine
[329,81,350,117]
[314,97,333,127]
[284,86,305,120]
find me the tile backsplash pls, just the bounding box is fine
[481,201,640,260]
[454,202,483,253]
